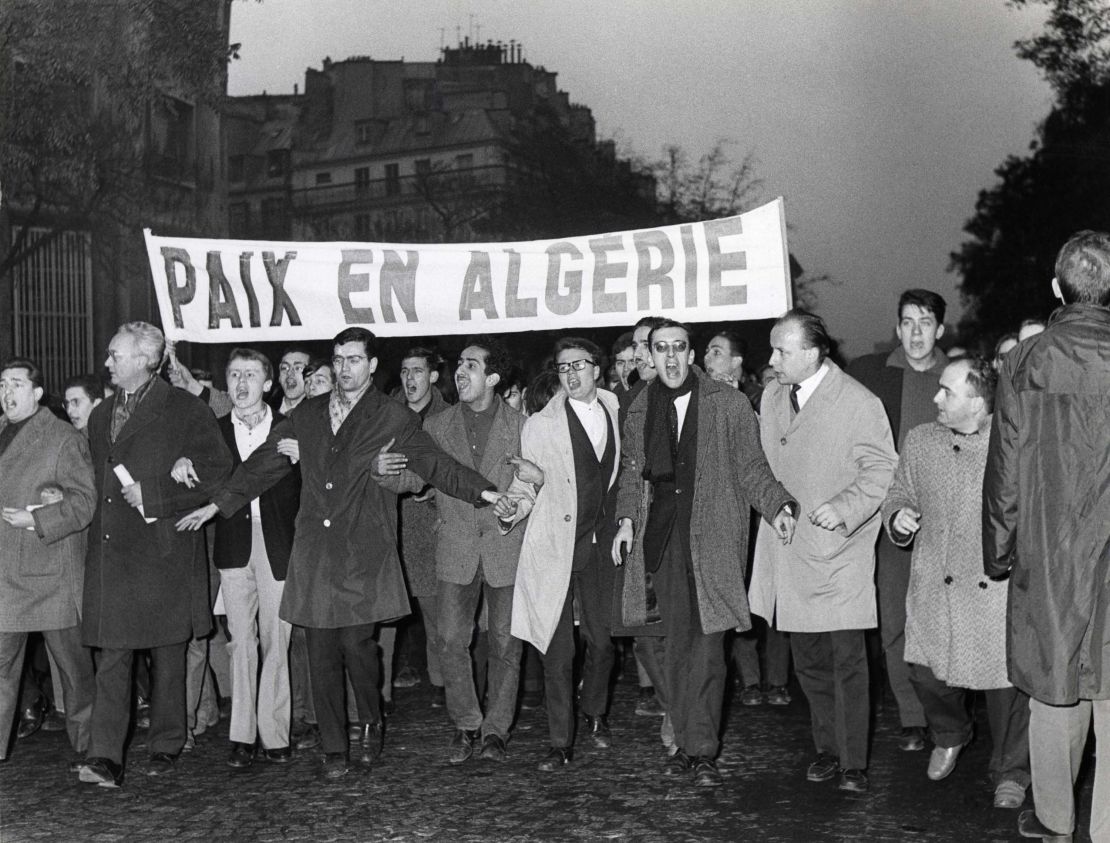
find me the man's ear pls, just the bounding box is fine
[1051,277,1065,304]
[33,386,44,405]
[486,372,501,389]
[935,323,945,340]
[429,370,439,384]
[368,356,379,375]
[263,379,273,394]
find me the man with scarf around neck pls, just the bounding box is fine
[496,337,622,772]
[178,328,500,781]
[612,319,798,787]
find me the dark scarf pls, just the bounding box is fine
[642,370,697,483]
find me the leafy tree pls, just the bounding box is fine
[951,0,1110,344]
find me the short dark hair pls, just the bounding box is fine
[497,365,527,397]
[1055,230,1110,307]
[226,348,274,382]
[898,289,947,326]
[553,336,602,366]
[401,346,441,370]
[524,369,561,416]
[302,355,332,379]
[63,373,105,402]
[462,335,513,385]
[1,357,44,390]
[711,329,748,359]
[959,356,998,414]
[634,315,668,332]
[332,327,377,358]
[775,309,831,362]
[612,332,634,357]
[280,345,312,362]
[647,318,693,347]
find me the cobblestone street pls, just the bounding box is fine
[0,674,1095,842]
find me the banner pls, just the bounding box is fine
[146,198,791,343]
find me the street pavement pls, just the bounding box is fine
[0,668,1096,842]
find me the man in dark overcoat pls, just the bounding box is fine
[612,319,797,787]
[192,328,496,780]
[984,230,1110,843]
[78,322,232,787]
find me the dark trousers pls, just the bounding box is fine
[791,629,870,770]
[0,627,94,759]
[732,616,791,688]
[304,623,379,755]
[909,662,1031,786]
[633,635,668,708]
[543,557,616,748]
[877,538,926,728]
[655,540,725,758]
[88,642,187,764]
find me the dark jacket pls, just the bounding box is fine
[211,411,301,581]
[212,387,492,628]
[983,303,1110,704]
[83,378,232,648]
[615,368,795,635]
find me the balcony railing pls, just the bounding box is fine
[290,164,513,211]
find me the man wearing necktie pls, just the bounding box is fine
[750,309,897,795]
[612,319,797,787]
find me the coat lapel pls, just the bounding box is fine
[478,399,511,480]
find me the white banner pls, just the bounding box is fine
[146,198,791,343]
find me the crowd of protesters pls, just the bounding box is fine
[1,230,1108,842]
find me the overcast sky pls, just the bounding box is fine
[227,0,1053,357]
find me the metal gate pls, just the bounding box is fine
[11,228,95,396]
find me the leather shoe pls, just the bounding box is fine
[838,768,869,793]
[42,707,67,732]
[993,779,1026,809]
[321,752,348,780]
[355,721,383,767]
[142,752,176,777]
[926,743,965,781]
[584,714,611,749]
[446,729,478,765]
[662,749,692,777]
[691,756,723,787]
[17,698,45,739]
[898,726,926,752]
[740,684,764,706]
[1017,809,1073,841]
[67,755,86,773]
[537,746,572,772]
[226,742,254,769]
[765,685,791,706]
[78,756,124,788]
[478,733,507,762]
[260,746,294,764]
[806,753,839,782]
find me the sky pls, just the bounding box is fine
[227,0,1054,357]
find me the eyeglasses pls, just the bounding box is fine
[278,362,306,374]
[331,355,366,369]
[555,359,595,374]
[652,340,689,355]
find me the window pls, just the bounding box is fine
[315,172,332,185]
[384,163,400,197]
[148,95,195,180]
[415,115,430,136]
[355,167,370,196]
[355,120,374,145]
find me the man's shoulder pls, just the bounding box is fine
[845,351,894,383]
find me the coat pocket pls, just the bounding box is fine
[18,535,62,577]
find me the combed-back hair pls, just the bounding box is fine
[897,289,947,325]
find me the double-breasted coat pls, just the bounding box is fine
[423,396,525,589]
[750,362,896,632]
[212,387,493,628]
[506,389,621,652]
[0,408,96,632]
[83,377,232,648]
[616,369,794,635]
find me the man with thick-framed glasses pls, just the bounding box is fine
[496,337,621,773]
[612,318,797,787]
